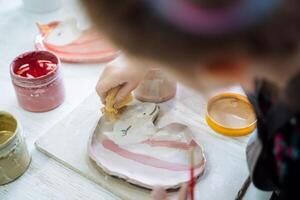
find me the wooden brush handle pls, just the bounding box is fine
[235,176,251,200]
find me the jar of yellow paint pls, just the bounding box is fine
[206,93,256,137]
[0,111,31,185]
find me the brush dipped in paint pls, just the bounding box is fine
[188,147,195,200]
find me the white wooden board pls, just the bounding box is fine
[35,87,252,200]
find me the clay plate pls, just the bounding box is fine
[88,102,206,189]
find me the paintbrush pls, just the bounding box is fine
[235,176,251,200]
[188,147,195,200]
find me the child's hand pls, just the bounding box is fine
[96,56,148,105]
[151,184,188,200]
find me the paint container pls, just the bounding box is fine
[206,93,256,137]
[0,111,31,185]
[134,69,176,103]
[10,51,65,112]
[22,0,61,13]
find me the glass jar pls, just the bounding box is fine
[10,51,65,112]
[134,68,176,103]
[0,111,31,185]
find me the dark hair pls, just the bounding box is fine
[82,0,300,67]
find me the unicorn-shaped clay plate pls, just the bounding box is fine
[35,19,119,63]
[88,102,206,189]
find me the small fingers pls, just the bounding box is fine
[178,183,188,200]
[151,186,168,200]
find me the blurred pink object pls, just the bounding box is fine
[35,19,119,63]
[134,68,176,103]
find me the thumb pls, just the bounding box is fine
[96,78,121,104]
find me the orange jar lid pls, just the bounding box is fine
[206,93,256,137]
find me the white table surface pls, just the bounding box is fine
[0,0,271,199]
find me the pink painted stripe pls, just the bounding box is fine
[43,41,116,56]
[67,38,101,46]
[44,38,109,50]
[141,139,197,150]
[102,139,203,171]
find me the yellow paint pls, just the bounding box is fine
[0,111,31,185]
[0,112,17,145]
[206,93,256,137]
[0,131,14,145]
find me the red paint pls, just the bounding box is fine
[189,166,195,200]
[10,51,65,112]
[14,59,57,78]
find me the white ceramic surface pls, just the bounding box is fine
[88,102,205,189]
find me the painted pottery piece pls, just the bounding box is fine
[88,102,205,189]
[35,19,119,63]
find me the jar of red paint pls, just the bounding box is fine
[10,51,65,112]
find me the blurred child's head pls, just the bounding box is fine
[82,0,300,92]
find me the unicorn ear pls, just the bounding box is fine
[144,0,280,35]
[36,21,59,36]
